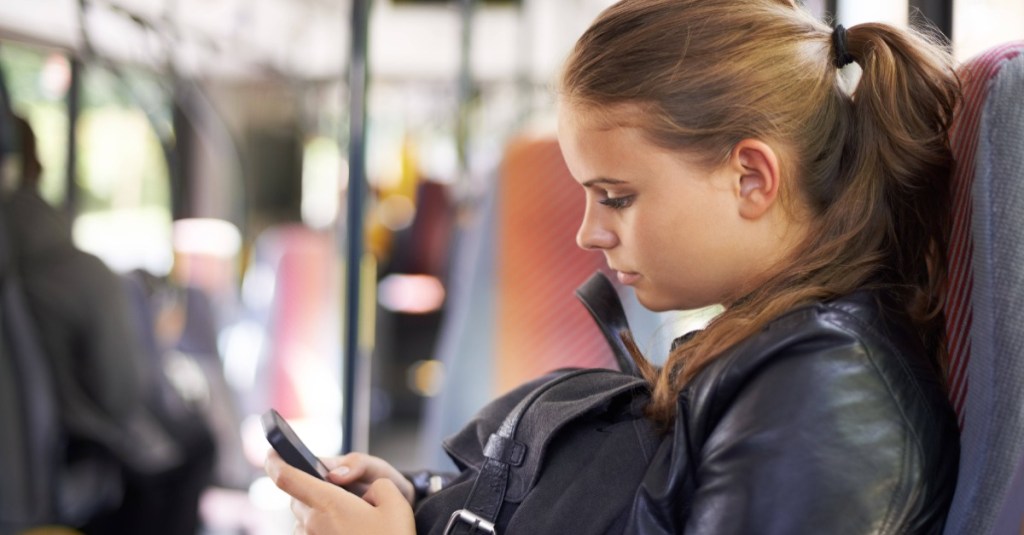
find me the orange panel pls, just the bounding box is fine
[495,137,616,393]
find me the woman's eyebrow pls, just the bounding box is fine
[582,177,628,188]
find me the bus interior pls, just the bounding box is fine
[1,0,1023,533]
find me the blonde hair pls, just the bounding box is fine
[560,0,958,427]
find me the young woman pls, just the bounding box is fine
[266,0,961,532]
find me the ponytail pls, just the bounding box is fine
[839,23,958,340]
[562,0,959,429]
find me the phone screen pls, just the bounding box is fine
[261,409,330,480]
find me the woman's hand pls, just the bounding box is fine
[265,450,416,535]
[323,452,417,505]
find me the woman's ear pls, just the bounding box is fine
[730,139,781,220]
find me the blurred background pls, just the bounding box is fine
[0,0,1020,533]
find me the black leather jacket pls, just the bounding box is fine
[624,290,959,534]
[412,290,959,533]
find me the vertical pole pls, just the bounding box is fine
[455,0,475,185]
[908,0,953,44]
[515,0,531,130]
[0,54,9,153]
[65,58,81,219]
[826,0,838,21]
[170,101,188,220]
[342,0,371,455]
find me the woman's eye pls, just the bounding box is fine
[599,195,635,209]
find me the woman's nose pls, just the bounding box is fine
[576,208,618,250]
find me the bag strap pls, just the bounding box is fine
[575,271,641,377]
[443,368,647,534]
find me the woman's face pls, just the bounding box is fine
[557,103,770,312]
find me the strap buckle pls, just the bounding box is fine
[443,509,497,535]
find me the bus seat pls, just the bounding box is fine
[994,453,1024,534]
[943,41,1024,535]
[418,175,501,469]
[492,136,618,392]
[245,223,340,423]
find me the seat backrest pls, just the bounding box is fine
[994,453,1024,534]
[943,41,1024,535]
[493,137,617,392]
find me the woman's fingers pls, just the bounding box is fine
[362,478,406,508]
[324,453,391,498]
[291,497,313,525]
[267,449,418,535]
[266,450,336,507]
[360,480,418,534]
[328,453,365,478]
[296,451,416,505]
[327,454,367,486]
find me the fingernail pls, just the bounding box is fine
[331,466,350,477]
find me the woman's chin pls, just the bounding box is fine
[636,288,716,313]
[635,291,675,313]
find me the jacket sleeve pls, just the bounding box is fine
[683,341,922,535]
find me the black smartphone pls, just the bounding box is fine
[261,408,330,480]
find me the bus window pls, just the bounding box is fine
[0,43,70,207]
[954,0,1024,61]
[837,0,910,27]
[73,63,173,275]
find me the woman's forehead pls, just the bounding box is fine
[558,99,651,131]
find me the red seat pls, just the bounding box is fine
[943,41,1024,535]
[494,136,616,393]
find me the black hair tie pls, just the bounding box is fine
[832,24,855,68]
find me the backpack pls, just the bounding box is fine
[414,367,661,534]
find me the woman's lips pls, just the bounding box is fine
[616,271,640,285]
